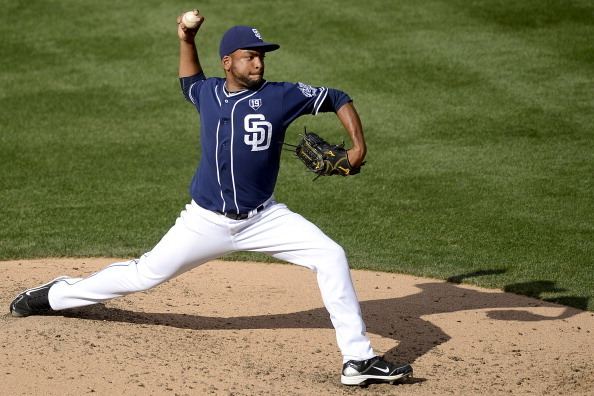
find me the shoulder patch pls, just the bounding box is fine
[297,82,318,98]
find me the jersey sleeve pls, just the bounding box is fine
[179,72,207,105]
[282,82,352,127]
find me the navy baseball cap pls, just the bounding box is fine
[219,25,280,58]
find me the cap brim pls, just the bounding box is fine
[241,42,280,53]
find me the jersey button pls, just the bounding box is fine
[224,99,229,103]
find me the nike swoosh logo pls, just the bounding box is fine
[374,366,390,373]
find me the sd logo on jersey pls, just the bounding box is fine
[244,114,272,151]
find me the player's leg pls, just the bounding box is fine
[10,201,232,315]
[233,202,413,384]
[232,202,374,362]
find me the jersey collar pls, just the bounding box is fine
[222,80,267,98]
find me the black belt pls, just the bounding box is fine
[216,204,265,220]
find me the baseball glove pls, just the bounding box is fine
[294,130,363,178]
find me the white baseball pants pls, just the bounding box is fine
[48,200,375,362]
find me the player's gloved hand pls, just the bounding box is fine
[346,146,365,169]
[294,130,364,179]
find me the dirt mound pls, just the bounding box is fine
[2,258,593,395]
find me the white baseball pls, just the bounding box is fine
[182,11,201,29]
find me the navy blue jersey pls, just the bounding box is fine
[181,74,350,214]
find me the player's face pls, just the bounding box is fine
[226,49,266,90]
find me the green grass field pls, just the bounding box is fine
[1,0,593,310]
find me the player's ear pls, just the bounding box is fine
[222,55,232,72]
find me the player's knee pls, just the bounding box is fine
[129,257,169,292]
[311,242,350,276]
[325,242,348,267]
[135,269,171,292]
[133,277,161,292]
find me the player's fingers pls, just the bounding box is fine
[194,17,205,27]
[192,10,205,26]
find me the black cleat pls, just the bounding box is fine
[341,356,412,386]
[9,277,68,317]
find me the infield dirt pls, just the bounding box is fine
[1,258,593,395]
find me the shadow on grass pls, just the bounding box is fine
[446,269,507,284]
[504,281,589,311]
[447,270,590,311]
[59,269,587,373]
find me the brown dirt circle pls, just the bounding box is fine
[1,258,593,395]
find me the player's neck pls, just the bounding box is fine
[224,79,264,93]
[224,83,246,94]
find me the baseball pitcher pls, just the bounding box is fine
[10,10,412,386]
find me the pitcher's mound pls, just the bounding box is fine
[2,258,593,395]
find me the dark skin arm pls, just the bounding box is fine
[177,10,204,77]
[336,102,367,168]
